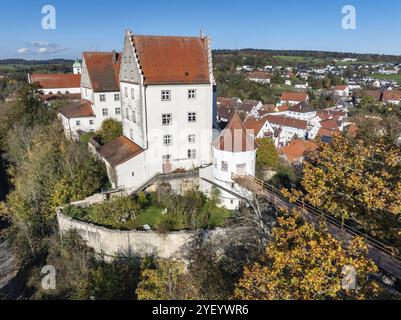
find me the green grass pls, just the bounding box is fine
[134,206,164,228]
[370,73,401,84]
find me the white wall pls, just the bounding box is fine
[212,147,256,210]
[42,87,80,95]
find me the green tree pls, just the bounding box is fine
[255,138,279,170]
[96,119,123,145]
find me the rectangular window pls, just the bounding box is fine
[125,87,128,97]
[130,71,134,80]
[76,120,81,126]
[161,90,171,101]
[163,135,172,146]
[100,94,106,102]
[162,114,172,125]
[188,89,196,99]
[102,108,108,116]
[125,108,129,120]
[124,70,127,80]
[188,112,197,123]
[130,129,134,140]
[188,149,197,159]
[214,158,217,169]
[188,134,196,144]
[162,155,171,161]
[114,93,120,101]
[89,120,94,125]
[131,88,135,99]
[221,161,228,172]
[132,110,136,123]
[115,108,121,115]
[236,163,246,176]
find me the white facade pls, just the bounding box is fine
[58,113,96,139]
[105,31,214,192]
[212,147,256,210]
[41,87,81,95]
[282,110,316,121]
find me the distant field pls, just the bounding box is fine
[370,73,401,84]
[274,55,327,65]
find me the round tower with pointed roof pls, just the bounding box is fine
[212,112,257,210]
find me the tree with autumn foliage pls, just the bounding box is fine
[234,211,380,300]
[136,258,196,300]
[301,135,401,247]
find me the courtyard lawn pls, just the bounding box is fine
[134,206,164,228]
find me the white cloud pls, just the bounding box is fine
[17,41,69,55]
[17,48,30,54]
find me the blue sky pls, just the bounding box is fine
[1,0,401,59]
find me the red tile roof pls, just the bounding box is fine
[59,99,95,118]
[132,35,210,85]
[320,119,340,131]
[98,136,144,168]
[217,97,241,109]
[266,115,308,130]
[30,74,81,89]
[317,127,341,138]
[335,85,348,90]
[243,117,266,136]
[382,90,401,102]
[213,113,256,152]
[246,71,271,79]
[279,140,318,164]
[83,51,121,92]
[280,92,309,102]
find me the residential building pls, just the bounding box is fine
[279,92,309,106]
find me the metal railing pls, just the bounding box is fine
[232,173,401,261]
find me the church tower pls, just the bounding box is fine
[73,58,82,74]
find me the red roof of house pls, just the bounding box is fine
[243,117,266,136]
[246,71,271,79]
[83,51,121,92]
[213,113,256,152]
[98,136,144,168]
[266,115,308,130]
[280,92,309,102]
[217,97,241,109]
[30,74,81,89]
[317,127,341,138]
[335,85,348,90]
[320,119,340,131]
[59,99,95,118]
[279,140,318,164]
[382,90,401,102]
[132,35,210,85]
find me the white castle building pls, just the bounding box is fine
[53,29,257,210]
[93,30,215,193]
